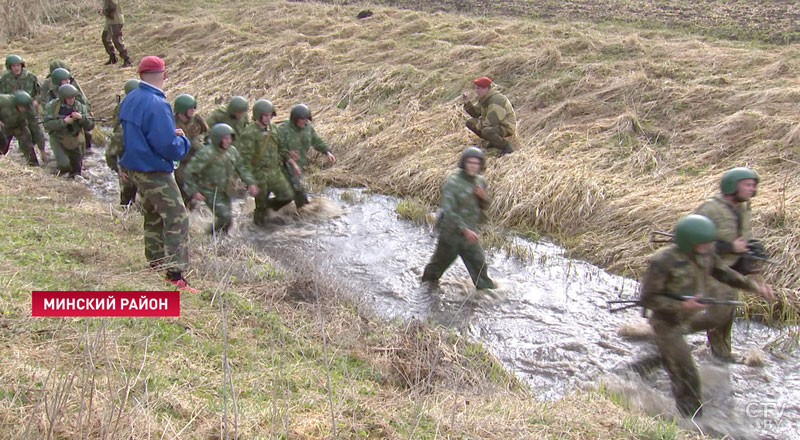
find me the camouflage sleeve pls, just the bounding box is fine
[477,176,490,211]
[711,255,758,292]
[639,253,685,315]
[183,146,212,196]
[277,124,291,161]
[237,129,257,169]
[441,176,467,231]
[32,75,41,100]
[230,146,256,186]
[206,111,220,130]
[196,114,209,134]
[463,101,480,118]
[309,125,329,154]
[79,103,95,132]
[694,202,735,255]
[485,96,508,127]
[41,102,66,133]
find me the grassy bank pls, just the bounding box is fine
[0,157,701,438]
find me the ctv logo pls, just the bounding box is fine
[745,401,793,430]
[32,291,180,317]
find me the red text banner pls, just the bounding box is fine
[32,291,180,317]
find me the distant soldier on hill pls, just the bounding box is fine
[207,96,249,140]
[105,78,140,206]
[638,214,774,418]
[692,167,765,362]
[277,103,336,209]
[0,54,46,160]
[461,76,516,156]
[422,146,495,289]
[238,99,296,225]
[42,84,95,177]
[184,123,259,234]
[173,93,209,205]
[0,91,44,165]
[98,0,132,67]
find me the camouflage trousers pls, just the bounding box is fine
[466,119,510,150]
[283,166,309,208]
[650,314,703,417]
[253,169,294,224]
[422,228,495,289]
[102,24,129,60]
[2,125,39,165]
[690,282,738,361]
[50,136,83,176]
[126,170,189,274]
[198,186,233,234]
[105,154,137,206]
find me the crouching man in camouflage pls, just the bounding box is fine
[422,146,495,289]
[42,84,94,177]
[238,99,296,226]
[639,214,774,417]
[0,91,43,165]
[184,123,259,234]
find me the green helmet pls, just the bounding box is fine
[720,167,759,195]
[5,54,23,70]
[227,96,248,115]
[458,146,486,170]
[123,79,140,94]
[174,94,197,115]
[48,60,69,74]
[673,214,717,253]
[289,103,311,124]
[12,90,33,106]
[58,84,79,100]
[252,99,276,121]
[210,123,235,146]
[51,68,71,86]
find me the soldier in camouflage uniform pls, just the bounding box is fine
[461,76,516,156]
[422,146,495,289]
[42,84,95,177]
[184,123,259,234]
[39,62,94,149]
[639,214,774,417]
[106,79,140,205]
[0,54,46,158]
[98,0,132,67]
[692,167,761,362]
[173,94,209,205]
[238,99,296,225]
[206,96,249,140]
[277,103,336,209]
[0,91,43,165]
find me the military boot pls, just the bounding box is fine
[498,142,513,157]
[121,57,132,68]
[105,54,118,65]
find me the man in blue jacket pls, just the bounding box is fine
[119,56,195,292]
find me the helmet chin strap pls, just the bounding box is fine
[733,192,747,203]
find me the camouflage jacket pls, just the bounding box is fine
[42,98,94,145]
[101,0,124,26]
[277,120,329,170]
[0,94,36,131]
[437,169,490,234]
[238,121,282,179]
[464,89,517,136]
[694,194,752,267]
[639,244,757,324]
[38,77,89,109]
[0,70,41,99]
[174,113,209,159]
[206,106,248,140]
[183,143,256,196]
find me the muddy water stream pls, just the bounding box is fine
[65,144,798,440]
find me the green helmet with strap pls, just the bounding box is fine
[51,68,71,86]
[58,84,79,100]
[720,167,759,195]
[49,60,69,73]
[227,96,248,115]
[458,146,486,170]
[252,99,276,121]
[210,123,235,146]
[12,90,33,106]
[673,214,716,253]
[174,94,197,115]
[123,79,140,94]
[5,54,24,70]
[289,103,311,124]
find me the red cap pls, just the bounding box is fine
[473,76,492,88]
[137,56,166,74]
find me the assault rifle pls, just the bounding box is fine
[608,294,745,313]
[650,231,776,266]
